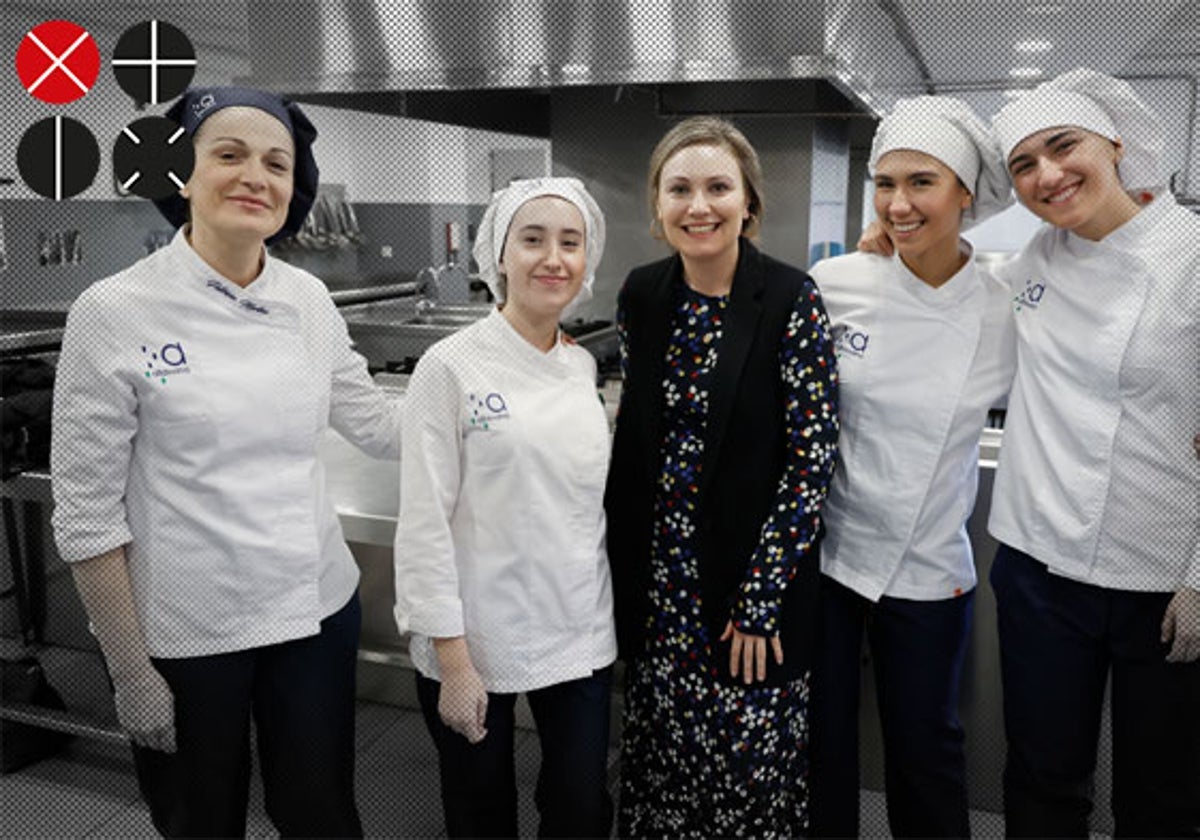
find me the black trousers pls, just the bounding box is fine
[809,573,974,838]
[417,665,614,839]
[991,545,1200,838]
[132,592,363,839]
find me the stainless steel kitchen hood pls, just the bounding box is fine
[244,0,835,93]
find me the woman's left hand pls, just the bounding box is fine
[1162,588,1200,663]
[720,621,784,684]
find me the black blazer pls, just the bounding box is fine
[605,238,838,687]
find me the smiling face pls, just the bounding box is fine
[182,106,295,246]
[1006,126,1137,240]
[873,149,972,267]
[655,143,750,264]
[500,195,587,324]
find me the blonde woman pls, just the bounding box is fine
[606,116,838,837]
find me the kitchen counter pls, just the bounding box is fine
[0,306,69,355]
[0,328,63,354]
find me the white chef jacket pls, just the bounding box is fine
[989,192,1200,592]
[394,308,617,693]
[51,228,400,657]
[810,246,1016,601]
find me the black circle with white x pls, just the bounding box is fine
[112,117,195,200]
[111,20,197,105]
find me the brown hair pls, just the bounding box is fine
[647,115,765,240]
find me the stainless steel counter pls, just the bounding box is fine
[340,299,492,371]
[0,328,64,354]
[1,306,69,355]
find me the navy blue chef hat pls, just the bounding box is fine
[153,86,319,245]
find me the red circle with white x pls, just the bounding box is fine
[15,20,100,105]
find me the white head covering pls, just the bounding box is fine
[870,95,1014,228]
[472,177,606,315]
[992,68,1165,192]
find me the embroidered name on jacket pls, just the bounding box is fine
[1013,278,1046,312]
[141,342,190,384]
[465,392,510,431]
[205,278,270,315]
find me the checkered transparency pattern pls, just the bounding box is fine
[5,1,1195,838]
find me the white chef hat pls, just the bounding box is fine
[473,177,607,314]
[992,68,1165,192]
[870,95,1014,229]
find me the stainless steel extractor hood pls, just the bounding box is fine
[244,0,837,93]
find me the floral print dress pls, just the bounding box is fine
[617,284,836,839]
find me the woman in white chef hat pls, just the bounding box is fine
[394,177,617,839]
[51,87,400,837]
[984,68,1200,838]
[805,95,1015,838]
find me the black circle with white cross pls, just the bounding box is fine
[112,117,195,200]
[17,116,99,200]
[111,20,196,106]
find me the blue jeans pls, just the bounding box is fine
[132,592,363,839]
[417,665,614,839]
[991,545,1200,838]
[810,574,973,838]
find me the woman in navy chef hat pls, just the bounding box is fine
[985,68,1200,838]
[806,94,1016,839]
[51,86,399,838]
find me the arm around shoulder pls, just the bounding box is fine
[323,297,402,460]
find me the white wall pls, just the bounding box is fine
[300,105,548,205]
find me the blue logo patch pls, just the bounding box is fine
[1013,278,1046,312]
[141,341,190,384]
[832,325,870,358]
[465,392,510,430]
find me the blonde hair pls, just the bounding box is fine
[647,115,765,240]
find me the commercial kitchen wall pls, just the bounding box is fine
[547,85,821,324]
[0,110,546,311]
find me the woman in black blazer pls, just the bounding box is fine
[606,116,839,838]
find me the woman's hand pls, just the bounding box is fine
[720,621,784,684]
[114,664,176,752]
[433,637,488,743]
[1162,588,1200,663]
[857,220,894,257]
[69,547,176,752]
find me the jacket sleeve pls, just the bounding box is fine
[731,283,840,635]
[616,284,631,383]
[393,350,466,639]
[322,298,402,460]
[50,288,138,563]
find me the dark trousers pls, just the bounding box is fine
[809,574,973,838]
[417,665,614,839]
[131,592,363,839]
[991,545,1200,838]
